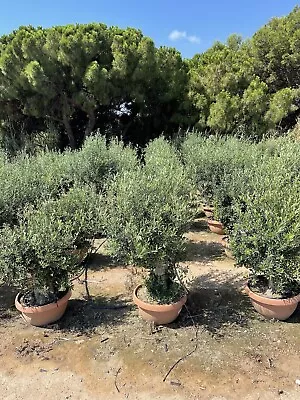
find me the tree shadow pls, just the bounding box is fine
[169,271,254,336]
[184,240,224,262]
[0,284,19,319]
[86,238,130,272]
[87,252,116,271]
[82,237,119,272]
[47,294,133,334]
[285,303,300,323]
[190,218,209,232]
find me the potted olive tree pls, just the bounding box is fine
[106,138,195,324]
[230,161,300,320]
[180,134,255,234]
[0,186,103,326]
[214,168,252,250]
[180,134,220,216]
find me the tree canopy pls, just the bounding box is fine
[0,7,300,151]
[188,6,300,137]
[0,23,188,149]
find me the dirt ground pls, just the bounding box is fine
[0,218,300,400]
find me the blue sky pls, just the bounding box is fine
[0,1,298,58]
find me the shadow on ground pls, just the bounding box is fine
[185,240,224,262]
[169,271,254,336]
[190,218,209,232]
[286,304,300,323]
[86,241,128,272]
[49,294,133,334]
[80,237,122,272]
[0,284,19,319]
[86,252,116,271]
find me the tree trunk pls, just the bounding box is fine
[122,119,133,140]
[62,97,76,149]
[84,109,96,141]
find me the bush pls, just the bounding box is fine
[230,158,300,297]
[212,162,259,233]
[0,150,75,227]
[0,186,103,305]
[105,138,194,304]
[0,133,137,227]
[72,135,138,191]
[32,186,105,247]
[181,134,300,235]
[180,133,256,206]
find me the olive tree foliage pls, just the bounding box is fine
[0,24,188,150]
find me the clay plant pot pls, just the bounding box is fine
[133,285,187,325]
[15,290,72,327]
[207,219,225,235]
[221,236,234,259]
[244,284,300,321]
[202,205,214,218]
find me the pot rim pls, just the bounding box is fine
[203,205,214,211]
[245,283,300,306]
[207,219,224,227]
[15,290,72,314]
[133,284,187,312]
[221,235,230,247]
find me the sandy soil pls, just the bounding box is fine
[0,218,300,400]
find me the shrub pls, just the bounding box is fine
[0,133,137,227]
[0,150,75,227]
[230,159,300,297]
[181,134,300,235]
[105,138,194,304]
[32,186,105,247]
[180,133,256,206]
[72,135,138,191]
[0,186,103,305]
[212,162,259,233]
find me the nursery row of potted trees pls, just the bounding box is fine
[1,134,300,327]
[0,138,194,326]
[183,134,300,321]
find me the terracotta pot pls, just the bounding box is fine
[207,219,225,235]
[15,290,71,327]
[244,284,300,321]
[221,236,234,259]
[202,205,214,218]
[133,285,187,325]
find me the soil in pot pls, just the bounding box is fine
[207,219,225,235]
[15,290,71,327]
[20,289,65,307]
[245,282,300,321]
[133,285,187,325]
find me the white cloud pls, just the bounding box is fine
[168,30,201,44]
[168,30,187,41]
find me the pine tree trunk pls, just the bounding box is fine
[62,96,76,149]
[84,109,96,141]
